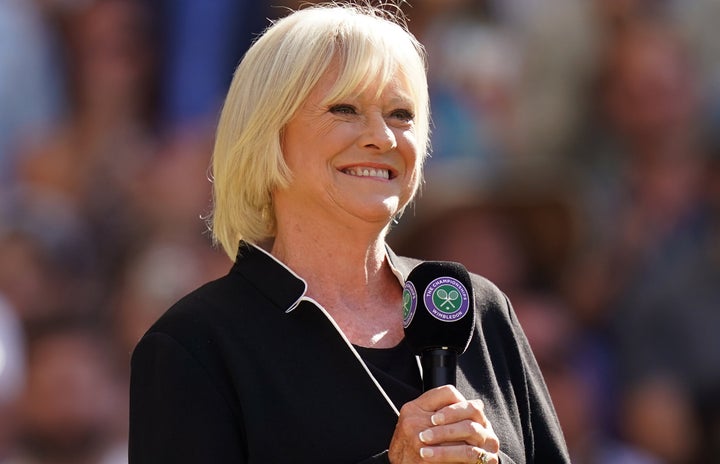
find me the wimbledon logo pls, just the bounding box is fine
[423,277,470,322]
[402,281,417,328]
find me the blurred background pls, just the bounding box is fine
[0,0,719,463]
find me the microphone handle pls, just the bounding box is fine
[421,348,457,391]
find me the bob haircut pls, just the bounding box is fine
[210,3,430,260]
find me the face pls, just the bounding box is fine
[275,64,421,231]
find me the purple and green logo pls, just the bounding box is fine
[402,281,417,328]
[423,277,470,322]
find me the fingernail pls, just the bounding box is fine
[418,429,433,443]
[431,413,444,425]
[419,447,434,458]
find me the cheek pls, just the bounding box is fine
[280,130,310,173]
[398,130,421,169]
[407,168,422,199]
[404,135,424,200]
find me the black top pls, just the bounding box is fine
[354,339,423,409]
[129,242,570,463]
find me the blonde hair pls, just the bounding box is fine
[210,3,430,260]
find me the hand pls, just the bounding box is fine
[388,385,500,463]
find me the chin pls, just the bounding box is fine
[336,195,403,227]
[347,205,396,227]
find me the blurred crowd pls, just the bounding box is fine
[0,0,719,463]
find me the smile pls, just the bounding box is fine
[341,167,391,180]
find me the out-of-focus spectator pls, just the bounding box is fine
[391,199,529,295]
[515,293,660,464]
[14,0,160,283]
[391,185,577,298]
[395,0,600,198]
[567,17,704,316]
[130,131,215,237]
[154,0,273,135]
[618,377,700,464]
[669,0,720,130]
[0,193,98,324]
[426,21,523,173]
[7,320,126,464]
[565,16,716,462]
[0,0,62,184]
[488,0,600,167]
[0,296,26,461]
[403,0,518,176]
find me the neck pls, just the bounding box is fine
[271,220,391,298]
[270,217,405,348]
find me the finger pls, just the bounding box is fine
[418,420,500,453]
[432,398,488,428]
[396,401,434,439]
[419,444,499,464]
[414,384,467,413]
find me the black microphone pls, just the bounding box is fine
[402,261,475,391]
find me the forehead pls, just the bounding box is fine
[310,59,416,106]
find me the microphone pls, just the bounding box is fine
[402,261,475,391]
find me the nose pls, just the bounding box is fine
[360,113,397,153]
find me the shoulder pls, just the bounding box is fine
[129,272,255,399]
[135,269,267,359]
[391,254,518,346]
[467,272,512,320]
[149,273,239,336]
[391,253,511,320]
[456,271,519,348]
[130,276,228,366]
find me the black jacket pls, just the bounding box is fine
[129,243,570,463]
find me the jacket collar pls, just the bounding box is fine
[230,241,419,314]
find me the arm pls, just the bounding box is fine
[129,331,246,464]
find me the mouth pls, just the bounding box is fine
[340,166,394,180]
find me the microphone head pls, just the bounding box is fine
[402,261,475,356]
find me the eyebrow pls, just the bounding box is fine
[388,95,414,107]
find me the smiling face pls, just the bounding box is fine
[273,64,422,233]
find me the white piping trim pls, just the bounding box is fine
[248,244,308,313]
[301,295,401,416]
[387,258,407,287]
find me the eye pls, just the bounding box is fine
[390,108,415,122]
[329,104,357,115]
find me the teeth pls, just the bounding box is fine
[343,167,390,179]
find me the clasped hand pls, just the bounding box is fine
[388,385,500,464]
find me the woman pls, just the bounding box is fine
[129,4,570,463]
